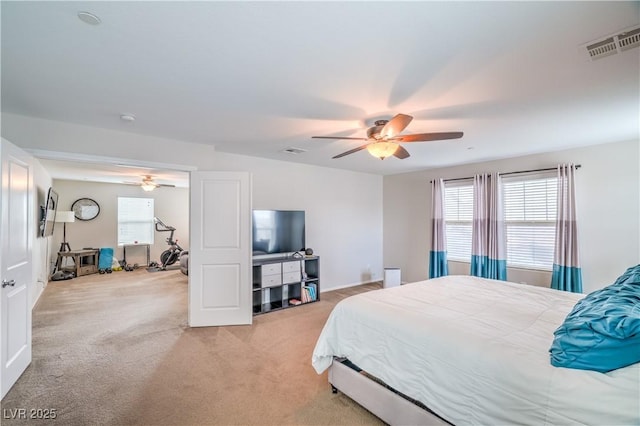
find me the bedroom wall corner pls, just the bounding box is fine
[383,139,640,293]
[383,172,430,282]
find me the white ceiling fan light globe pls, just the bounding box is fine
[140,176,157,191]
[367,142,399,160]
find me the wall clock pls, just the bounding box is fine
[71,198,100,221]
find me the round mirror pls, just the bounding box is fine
[71,198,100,221]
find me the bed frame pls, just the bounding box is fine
[328,359,451,425]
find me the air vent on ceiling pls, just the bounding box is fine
[586,37,617,60]
[617,27,640,52]
[281,147,307,155]
[584,25,640,60]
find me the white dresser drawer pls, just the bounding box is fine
[261,273,282,288]
[282,271,301,284]
[282,261,301,273]
[261,263,281,276]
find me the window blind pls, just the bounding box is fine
[117,197,155,246]
[444,183,473,261]
[503,177,557,270]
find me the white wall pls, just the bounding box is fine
[201,154,384,288]
[2,113,384,290]
[384,139,640,294]
[50,180,189,267]
[32,158,52,307]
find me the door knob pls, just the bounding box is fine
[2,279,16,288]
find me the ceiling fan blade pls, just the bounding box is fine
[332,144,369,159]
[393,131,464,142]
[379,114,413,138]
[393,145,411,159]
[312,136,368,141]
[157,184,176,188]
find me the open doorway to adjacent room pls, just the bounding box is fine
[34,153,192,305]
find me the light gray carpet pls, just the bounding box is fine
[1,269,384,425]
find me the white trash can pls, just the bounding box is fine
[383,268,401,288]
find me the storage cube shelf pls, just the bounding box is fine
[252,256,320,315]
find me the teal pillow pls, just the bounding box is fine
[549,265,640,373]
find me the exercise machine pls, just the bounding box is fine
[154,217,184,270]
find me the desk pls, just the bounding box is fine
[56,249,99,277]
[123,244,151,266]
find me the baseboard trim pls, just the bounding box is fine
[320,280,382,293]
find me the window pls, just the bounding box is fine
[443,174,558,270]
[503,175,557,270]
[444,182,473,261]
[117,197,154,246]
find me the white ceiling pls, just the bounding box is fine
[37,158,190,188]
[2,1,639,183]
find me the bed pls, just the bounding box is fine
[312,275,640,425]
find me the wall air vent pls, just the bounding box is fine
[584,25,640,60]
[281,147,307,155]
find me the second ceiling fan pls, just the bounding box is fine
[124,175,176,192]
[312,113,463,160]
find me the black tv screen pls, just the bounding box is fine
[41,187,58,237]
[252,210,305,256]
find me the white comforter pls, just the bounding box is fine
[312,276,640,425]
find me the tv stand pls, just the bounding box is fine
[252,256,319,315]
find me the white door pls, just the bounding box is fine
[0,139,33,399]
[189,171,252,327]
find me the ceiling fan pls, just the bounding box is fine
[125,175,176,192]
[312,113,463,160]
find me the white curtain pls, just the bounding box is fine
[470,173,506,280]
[551,164,583,292]
[429,178,448,278]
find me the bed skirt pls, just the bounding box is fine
[328,358,450,426]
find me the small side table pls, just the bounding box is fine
[55,249,100,277]
[123,244,151,266]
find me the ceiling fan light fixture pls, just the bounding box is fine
[140,182,156,191]
[367,141,399,160]
[312,113,462,160]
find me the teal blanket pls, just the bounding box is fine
[550,264,640,372]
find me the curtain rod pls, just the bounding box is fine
[434,164,582,183]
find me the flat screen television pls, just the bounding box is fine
[252,210,305,256]
[41,187,59,237]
